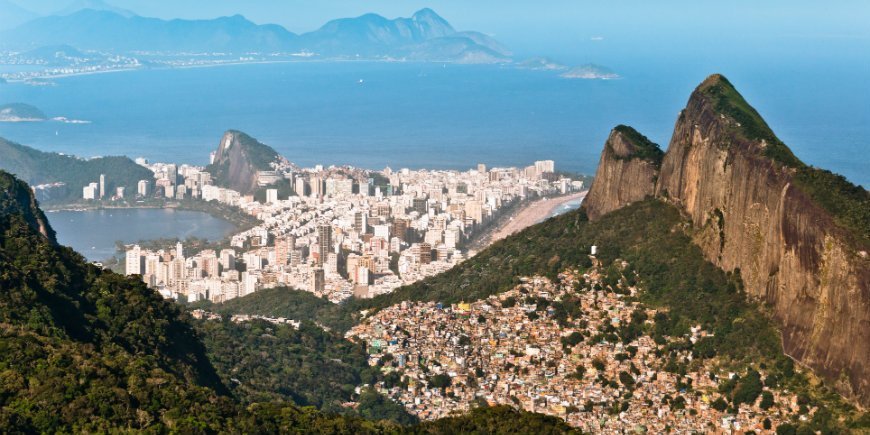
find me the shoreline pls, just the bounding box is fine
[490,191,586,243]
[2,57,503,84]
[469,191,587,251]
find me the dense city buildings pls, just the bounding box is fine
[348,264,807,433]
[125,159,583,303]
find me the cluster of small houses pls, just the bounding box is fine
[349,264,812,433]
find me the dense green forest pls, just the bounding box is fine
[192,286,354,332]
[1,169,578,432]
[196,318,418,424]
[0,137,153,203]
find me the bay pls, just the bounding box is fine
[0,60,867,186]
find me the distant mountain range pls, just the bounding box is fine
[1,7,511,63]
[54,0,136,18]
[0,0,37,30]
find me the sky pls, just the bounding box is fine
[12,0,870,62]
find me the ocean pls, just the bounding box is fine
[0,60,867,186]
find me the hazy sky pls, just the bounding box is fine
[13,0,870,61]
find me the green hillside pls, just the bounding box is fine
[0,137,153,203]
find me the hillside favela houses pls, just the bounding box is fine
[124,156,582,303]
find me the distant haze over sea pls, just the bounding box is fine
[0,60,867,186]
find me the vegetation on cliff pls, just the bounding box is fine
[611,124,665,168]
[0,170,231,431]
[697,74,869,246]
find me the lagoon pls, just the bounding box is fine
[47,208,237,261]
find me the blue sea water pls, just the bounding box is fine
[0,60,867,186]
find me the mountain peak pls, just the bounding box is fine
[690,73,802,167]
[610,125,664,166]
[207,130,282,194]
[55,0,136,18]
[413,8,441,19]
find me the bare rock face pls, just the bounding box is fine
[206,130,280,195]
[586,74,870,406]
[584,126,663,220]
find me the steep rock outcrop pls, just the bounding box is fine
[205,130,282,195]
[0,170,56,242]
[585,74,870,406]
[584,125,663,220]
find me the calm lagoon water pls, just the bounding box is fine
[47,208,236,261]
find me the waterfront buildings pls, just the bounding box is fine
[125,160,582,304]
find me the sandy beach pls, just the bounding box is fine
[469,191,587,251]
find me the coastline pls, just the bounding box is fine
[2,57,500,84]
[468,191,587,251]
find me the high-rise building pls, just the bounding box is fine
[311,268,325,294]
[535,160,555,174]
[425,229,443,245]
[419,243,432,264]
[99,174,106,198]
[166,164,178,185]
[275,236,295,266]
[137,180,150,197]
[83,183,97,200]
[125,245,142,275]
[289,249,303,266]
[373,224,390,240]
[309,175,324,198]
[353,211,367,234]
[168,258,185,285]
[391,218,409,241]
[436,244,449,261]
[201,251,219,278]
[477,163,487,173]
[294,176,307,197]
[266,188,278,204]
[413,198,428,215]
[115,186,125,199]
[219,249,236,271]
[175,242,184,259]
[317,223,332,265]
[464,200,483,224]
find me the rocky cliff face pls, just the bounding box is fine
[206,130,281,195]
[586,74,870,406]
[585,126,663,220]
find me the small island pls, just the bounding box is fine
[560,63,620,80]
[0,103,47,122]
